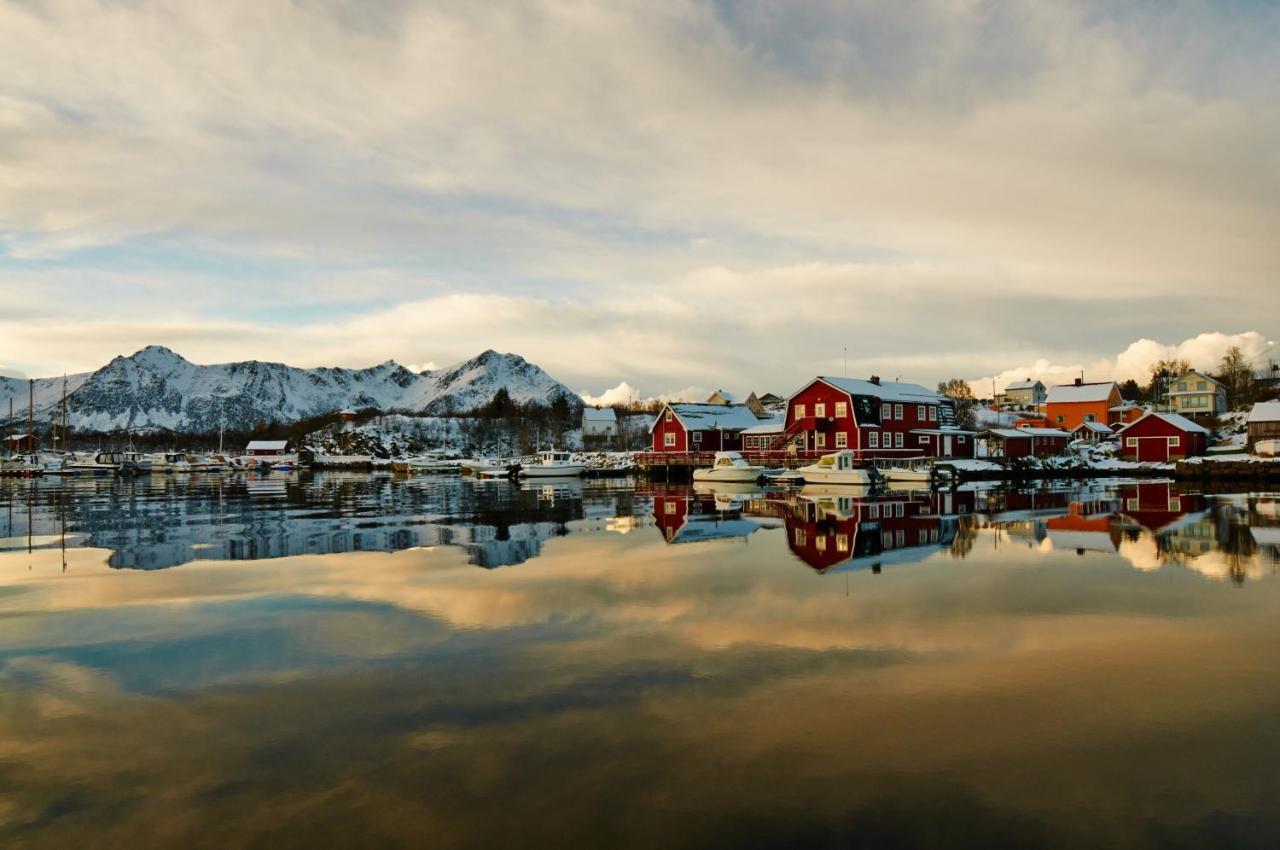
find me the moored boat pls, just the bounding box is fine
[692,451,771,483]
[518,450,586,478]
[798,450,878,486]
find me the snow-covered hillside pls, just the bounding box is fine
[0,346,579,432]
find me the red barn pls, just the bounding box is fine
[649,403,762,453]
[1118,412,1208,462]
[776,376,975,460]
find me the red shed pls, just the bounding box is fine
[979,426,1072,458]
[649,403,761,453]
[5,433,37,453]
[1118,411,1208,462]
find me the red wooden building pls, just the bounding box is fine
[649,403,763,453]
[1118,412,1208,462]
[979,426,1073,458]
[1070,420,1114,443]
[774,376,975,460]
[4,433,37,453]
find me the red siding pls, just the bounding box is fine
[1119,416,1207,462]
[651,407,687,452]
[784,379,952,459]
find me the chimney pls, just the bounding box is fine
[869,375,881,385]
[1074,378,1082,387]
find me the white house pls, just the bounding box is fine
[998,379,1047,410]
[582,406,619,440]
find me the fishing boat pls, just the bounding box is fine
[517,450,586,478]
[797,450,878,486]
[692,451,771,483]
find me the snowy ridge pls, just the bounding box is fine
[0,346,578,432]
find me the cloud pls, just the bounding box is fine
[972,331,1277,396]
[580,382,709,407]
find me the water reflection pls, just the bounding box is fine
[3,477,1280,847]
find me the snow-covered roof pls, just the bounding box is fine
[811,376,942,405]
[583,407,617,422]
[653,403,762,432]
[1045,382,1117,404]
[1017,426,1073,438]
[706,389,738,403]
[1048,530,1117,553]
[982,428,1033,440]
[1248,402,1280,424]
[245,440,289,451]
[1072,421,1114,434]
[1004,379,1043,390]
[741,416,784,435]
[1109,401,1140,412]
[1122,411,1210,434]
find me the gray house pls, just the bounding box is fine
[998,379,1047,410]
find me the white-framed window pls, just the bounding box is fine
[869,432,879,448]
[665,410,673,422]
[1126,437,1138,447]
[1166,437,1178,447]
[917,404,927,420]
[835,401,848,418]
[815,535,827,551]
[794,528,806,546]
[1169,497,1182,511]
[895,432,904,448]
[895,403,903,420]
[836,431,848,448]
[919,435,929,445]
[958,436,967,444]
[836,534,849,553]
[896,503,905,518]
[883,404,894,420]
[795,404,806,420]
[664,432,676,447]
[815,432,826,448]
[869,504,879,519]
[664,501,676,514]
[928,407,936,422]
[691,431,702,444]
[896,529,904,546]
[1127,498,1139,510]
[815,402,826,418]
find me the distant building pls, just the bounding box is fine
[1247,402,1280,453]
[757,392,785,411]
[979,426,1073,459]
[4,433,36,453]
[650,403,762,452]
[997,379,1047,410]
[705,389,738,405]
[582,406,619,441]
[1109,400,1145,425]
[1045,380,1122,430]
[1117,412,1208,462]
[245,439,292,457]
[1165,370,1226,420]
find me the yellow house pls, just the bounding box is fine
[1166,370,1226,420]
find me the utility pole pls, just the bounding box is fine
[28,379,34,454]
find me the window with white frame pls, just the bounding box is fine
[919,435,929,444]
[691,431,702,444]
[835,401,848,418]
[917,404,926,420]
[664,432,676,447]
[815,535,826,551]
[664,501,676,514]
[665,410,673,422]
[1126,437,1137,447]
[869,504,879,519]
[1166,437,1178,447]
[816,432,826,448]
[794,528,806,546]
[836,534,849,553]
[895,432,904,448]
[815,402,826,418]
[869,432,879,448]
[958,436,966,443]
[895,403,903,419]
[928,407,936,421]
[795,404,806,419]
[836,431,848,448]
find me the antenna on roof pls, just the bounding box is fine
[843,346,847,378]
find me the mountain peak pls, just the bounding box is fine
[127,345,189,367]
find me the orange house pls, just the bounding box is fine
[1044,380,1123,431]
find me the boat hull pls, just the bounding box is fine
[520,464,586,478]
[798,468,874,486]
[692,467,764,483]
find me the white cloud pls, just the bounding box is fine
[580,382,708,407]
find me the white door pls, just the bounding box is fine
[943,436,952,457]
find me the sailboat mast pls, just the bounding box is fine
[61,375,67,453]
[28,379,34,453]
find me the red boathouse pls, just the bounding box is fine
[1118,412,1208,462]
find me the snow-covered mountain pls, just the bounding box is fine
[0,346,579,432]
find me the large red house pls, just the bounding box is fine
[649,403,763,453]
[1118,411,1208,462]
[776,376,975,459]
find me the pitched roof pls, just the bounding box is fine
[582,407,617,422]
[1017,426,1073,438]
[1004,379,1043,390]
[1072,421,1114,434]
[245,440,289,451]
[982,428,1033,440]
[1045,381,1118,404]
[652,403,762,432]
[1248,401,1280,424]
[741,416,785,435]
[1122,411,1210,434]
[812,376,942,405]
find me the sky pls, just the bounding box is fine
[1,0,1277,402]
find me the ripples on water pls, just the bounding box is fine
[1,473,1279,848]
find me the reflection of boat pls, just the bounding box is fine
[518,450,586,478]
[692,451,772,483]
[403,454,462,473]
[798,450,877,485]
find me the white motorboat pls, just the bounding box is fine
[873,457,936,485]
[407,454,462,473]
[518,450,586,478]
[122,452,153,474]
[0,454,43,476]
[798,450,877,486]
[692,451,769,483]
[150,452,194,473]
[63,452,129,475]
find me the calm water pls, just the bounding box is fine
[1,473,1279,849]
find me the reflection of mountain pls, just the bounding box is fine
[0,475,639,571]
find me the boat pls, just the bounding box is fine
[122,451,153,474]
[692,451,771,483]
[797,450,878,486]
[0,454,43,477]
[405,453,462,473]
[63,452,127,475]
[151,452,193,473]
[517,450,586,478]
[872,457,938,485]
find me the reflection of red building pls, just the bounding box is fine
[1118,412,1208,462]
[783,491,954,572]
[1118,482,1207,533]
[1046,505,1122,553]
